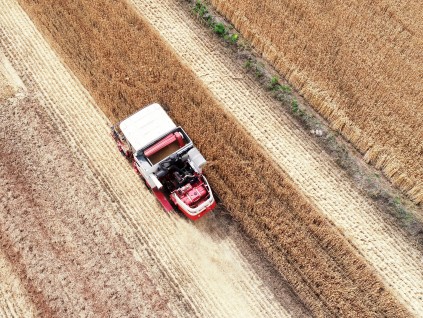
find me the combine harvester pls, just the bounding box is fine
[111,103,216,220]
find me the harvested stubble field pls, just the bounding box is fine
[210,0,423,204]
[2,99,174,318]
[14,0,415,316]
[1,1,311,317]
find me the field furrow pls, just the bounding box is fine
[125,0,423,315]
[0,1,303,317]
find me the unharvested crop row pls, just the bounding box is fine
[18,0,409,316]
[209,0,423,204]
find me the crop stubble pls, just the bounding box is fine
[16,0,412,316]
[0,73,38,318]
[209,0,423,204]
[0,88,37,318]
[1,97,173,317]
[0,1,306,317]
[0,249,38,318]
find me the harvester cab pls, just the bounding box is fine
[112,103,216,220]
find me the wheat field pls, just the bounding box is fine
[210,0,423,204]
[16,0,413,316]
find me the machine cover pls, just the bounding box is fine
[119,103,176,152]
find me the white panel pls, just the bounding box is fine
[120,103,176,152]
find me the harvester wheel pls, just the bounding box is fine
[132,161,140,175]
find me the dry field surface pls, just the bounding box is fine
[210,0,423,204]
[0,249,38,318]
[14,0,422,316]
[2,96,173,318]
[1,0,422,317]
[0,1,311,317]
[0,54,38,318]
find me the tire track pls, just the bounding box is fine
[126,0,423,315]
[0,1,307,317]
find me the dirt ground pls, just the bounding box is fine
[0,1,310,316]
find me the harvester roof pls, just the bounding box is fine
[119,103,176,152]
